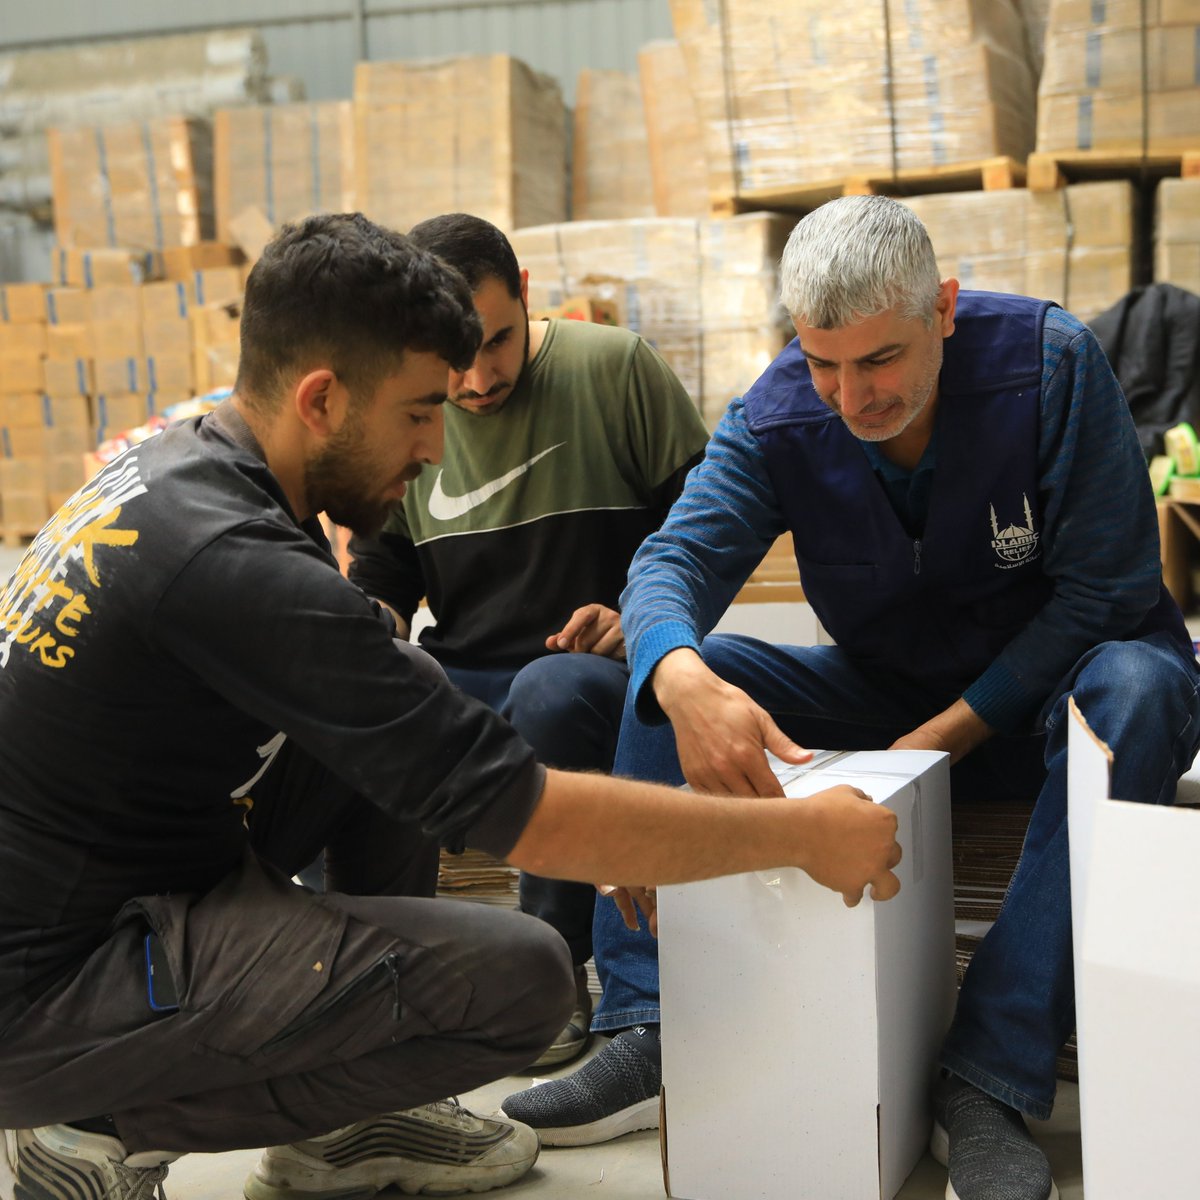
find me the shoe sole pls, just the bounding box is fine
[497,1096,658,1149]
[528,1033,592,1069]
[929,1122,1060,1200]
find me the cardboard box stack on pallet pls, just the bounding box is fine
[47,117,214,252]
[669,0,1037,210]
[571,70,655,221]
[1036,0,1200,155]
[637,40,710,218]
[1156,178,1200,291]
[353,54,567,235]
[901,180,1138,323]
[213,101,356,245]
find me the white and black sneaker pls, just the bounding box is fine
[499,1025,660,1147]
[6,1125,177,1200]
[244,1100,539,1199]
[931,1074,1059,1200]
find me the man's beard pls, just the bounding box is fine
[304,423,401,538]
[453,319,531,415]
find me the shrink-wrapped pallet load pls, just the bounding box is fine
[354,55,566,234]
[1155,178,1200,292]
[571,70,655,221]
[214,102,356,245]
[1037,0,1200,152]
[47,117,213,252]
[669,0,1036,206]
[901,181,1137,323]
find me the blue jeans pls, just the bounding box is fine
[593,632,1200,1119]
[445,653,629,968]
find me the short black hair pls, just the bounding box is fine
[407,213,522,299]
[235,212,482,409]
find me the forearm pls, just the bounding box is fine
[507,768,817,886]
[894,696,993,765]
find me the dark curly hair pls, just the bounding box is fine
[235,212,482,410]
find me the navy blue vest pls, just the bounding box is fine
[744,291,1187,695]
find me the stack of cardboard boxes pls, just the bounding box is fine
[47,117,214,252]
[1156,178,1200,291]
[213,101,356,245]
[901,180,1138,323]
[668,0,1037,204]
[637,40,710,218]
[1037,0,1200,153]
[353,54,567,235]
[571,70,655,221]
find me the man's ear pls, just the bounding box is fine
[294,368,340,436]
[936,278,960,338]
[519,268,529,309]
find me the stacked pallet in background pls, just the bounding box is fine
[354,54,567,234]
[637,40,710,218]
[571,70,655,221]
[1036,0,1200,155]
[47,117,214,252]
[669,0,1037,209]
[1156,178,1200,291]
[513,213,794,424]
[214,101,356,245]
[902,180,1137,323]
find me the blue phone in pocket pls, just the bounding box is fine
[144,932,180,1013]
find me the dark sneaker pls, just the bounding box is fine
[6,1125,176,1200]
[530,966,592,1069]
[499,1025,660,1147]
[244,1100,538,1199]
[931,1074,1059,1200]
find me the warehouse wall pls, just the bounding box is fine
[0,0,674,105]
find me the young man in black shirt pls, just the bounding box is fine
[0,213,901,1200]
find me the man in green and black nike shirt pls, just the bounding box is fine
[348,214,709,1067]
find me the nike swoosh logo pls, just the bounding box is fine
[427,442,566,521]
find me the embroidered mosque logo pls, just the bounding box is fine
[990,494,1040,569]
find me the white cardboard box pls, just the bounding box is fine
[1067,698,1200,1199]
[659,749,954,1200]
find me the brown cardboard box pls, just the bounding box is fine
[55,247,162,288]
[0,324,48,357]
[141,279,195,323]
[0,395,45,428]
[0,490,50,531]
[193,267,243,307]
[45,454,88,496]
[1,427,46,459]
[43,425,94,456]
[143,319,193,359]
[46,288,89,326]
[42,395,91,429]
[89,320,144,360]
[88,286,143,325]
[145,354,194,395]
[163,243,241,280]
[531,297,622,325]
[638,40,710,218]
[93,358,146,396]
[1156,178,1200,290]
[0,457,47,492]
[214,101,356,244]
[45,324,91,360]
[0,353,45,394]
[93,393,151,438]
[353,54,567,234]
[572,70,655,221]
[0,284,48,324]
[42,358,95,398]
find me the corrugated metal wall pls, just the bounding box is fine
[0,0,675,104]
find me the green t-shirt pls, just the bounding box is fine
[349,318,708,668]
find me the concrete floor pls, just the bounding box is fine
[0,542,1127,1198]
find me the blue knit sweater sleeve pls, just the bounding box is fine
[620,397,786,721]
[961,306,1165,731]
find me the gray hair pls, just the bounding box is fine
[779,196,941,329]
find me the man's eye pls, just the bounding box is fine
[488,332,509,349]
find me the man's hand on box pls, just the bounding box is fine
[653,648,811,797]
[597,883,658,937]
[798,785,903,908]
[546,604,626,660]
[889,697,993,766]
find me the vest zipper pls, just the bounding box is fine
[913,539,922,575]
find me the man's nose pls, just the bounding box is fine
[836,369,872,416]
[458,356,493,398]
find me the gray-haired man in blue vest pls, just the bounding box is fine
[502,195,1200,1200]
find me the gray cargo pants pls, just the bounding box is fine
[0,742,575,1154]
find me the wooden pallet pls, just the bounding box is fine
[711,155,1025,217]
[1027,148,1200,192]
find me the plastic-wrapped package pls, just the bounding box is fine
[571,70,655,221]
[638,40,711,218]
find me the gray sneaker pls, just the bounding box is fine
[6,1125,176,1200]
[529,966,592,1069]
[930,1075,1059,1200]
[244,1100,539,1199]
